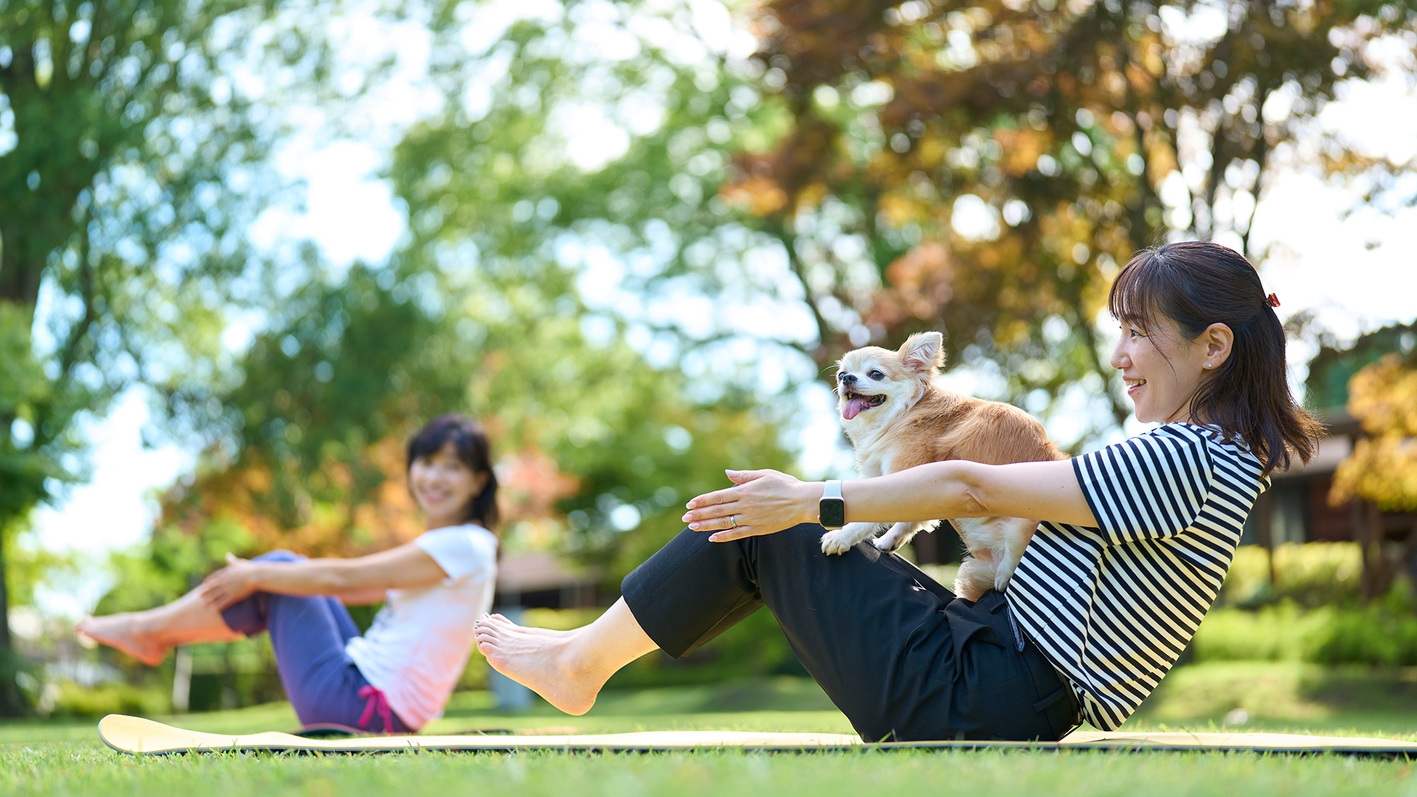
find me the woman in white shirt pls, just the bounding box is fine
[78,414,499,733]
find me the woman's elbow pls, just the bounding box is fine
[953,465,994,517]
[958,486,991,517]
[320,564,362,595]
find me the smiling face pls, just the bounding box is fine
[835,332,942,435]
[1111,313,1218,424]
[408,440,487,530]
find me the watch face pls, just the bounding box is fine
[820,498,846,529]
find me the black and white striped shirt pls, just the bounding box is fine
[1007,423,1268,731]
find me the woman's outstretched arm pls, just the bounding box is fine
[683,458,1098,543]
[198,544,449,610]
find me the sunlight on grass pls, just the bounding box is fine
[4,665,1417,796]
[3,741,1414,797]
[1129,662,1417,739]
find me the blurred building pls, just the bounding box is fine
[1249,409,1417,596]
[492,552,603,611]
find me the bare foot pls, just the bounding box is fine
[75,614,168,666]
[473,614,605,716]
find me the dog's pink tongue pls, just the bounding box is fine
[843,397,864,421]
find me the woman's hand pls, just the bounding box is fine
[198,554,263,611]
[683,469,820,542]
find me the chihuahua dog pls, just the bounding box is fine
[821,331,1064,601]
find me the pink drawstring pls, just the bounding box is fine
[358,685,396,733]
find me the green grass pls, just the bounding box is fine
[3,666,1417,796]
[1132,661,1417,736]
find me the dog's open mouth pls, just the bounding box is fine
[841,392,886,421]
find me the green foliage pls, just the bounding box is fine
[182,636,286,712]
[41,681,170,720]
[381,0,811,570]
[470,318,797,574]
[181,254,796,572]
[1304,321,1417,412]
[394,0,824,404]
[3,532,81,609]
[1194,543,1417,666]
[390,0,1417,462]
[1195,580,1417,666]
[1218,543,1365,609]
[202,264,453,534]
[1137,660,1417,732]
[96,522,253,616]
[0,0,302,522]
[0,302,51,534]
[0,0,350,710]
[1193,602,1344,663]
[1331,351,1417,511]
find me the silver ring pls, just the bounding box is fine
[729,515,738,528]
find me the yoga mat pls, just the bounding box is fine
[98,714,1417,758]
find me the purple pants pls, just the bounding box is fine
[219,551,410,733]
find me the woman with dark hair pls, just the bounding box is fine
[476,241,1324,741]
[78,414,499,734]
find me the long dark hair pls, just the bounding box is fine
[406,414,500,532]
[1109,241,1323,475]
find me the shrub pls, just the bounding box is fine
[1218,542,1365,608]
[1193,582,1417,666]
[46,681,170,719]
[1191,602,1328,663]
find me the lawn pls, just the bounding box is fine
[3,663,1416,796]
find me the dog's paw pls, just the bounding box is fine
[821,524,874,555]
[820,529,857,555]
[872,534,903,552]
[873,521,922,552]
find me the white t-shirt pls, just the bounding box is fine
[345,524,498,729]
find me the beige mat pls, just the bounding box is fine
[98,714,1417,758]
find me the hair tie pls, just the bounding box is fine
[1265,293,1280,308]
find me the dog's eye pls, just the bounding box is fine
[868,370,884,380]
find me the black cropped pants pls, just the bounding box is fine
[621,523,1080,742]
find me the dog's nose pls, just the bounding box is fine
[838,373,856,385]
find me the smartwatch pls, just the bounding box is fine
[819,480,846,529]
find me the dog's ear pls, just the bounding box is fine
[900,332,945,375]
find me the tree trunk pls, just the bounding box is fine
[1356,500,1391,603]
[0,524,29,716]
[1253,489,1277,587]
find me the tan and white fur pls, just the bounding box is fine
[822,331,1065,601]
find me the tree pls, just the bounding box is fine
[394,0,825,404]
[90,252,792,709]
[387,0,1417,458]
[1328,348,1417,600]
[140,254,795,590]
[1306,320,1417,412]
[1331,352,1417,513]
[723,0,1417,444]
[0,0,344,713]
[385,0,814,562]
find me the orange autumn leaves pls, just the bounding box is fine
[155,435,580,561]
[1331,354,1417,512]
